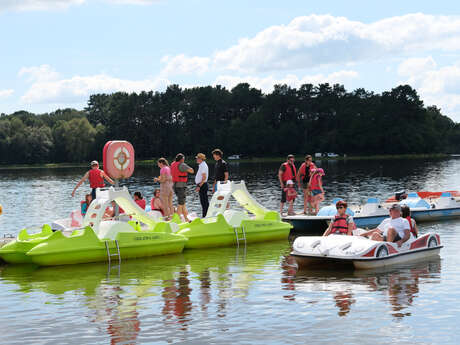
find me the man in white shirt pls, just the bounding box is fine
[195,153,209,217]
[362,204,411,247]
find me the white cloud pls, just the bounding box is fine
[214,70,358,93]
[18,64,60,83]
[0,89,14,98]
[163,13,460,74]
[161,54,210,76]
[398,57,460,120]
[19,67,170,104]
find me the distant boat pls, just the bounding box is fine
[228,154,241,160]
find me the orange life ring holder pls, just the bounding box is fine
[103,141,135,179]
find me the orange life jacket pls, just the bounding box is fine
[406,216,417,238]
[89,168,105,189]
[331,215,349,234]
[171,161,188,183]
[281,162,297,182]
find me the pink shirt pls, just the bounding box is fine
[160,166,171,176]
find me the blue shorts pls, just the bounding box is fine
[311,189,322,196]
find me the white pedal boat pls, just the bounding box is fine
[291,232,442,270]
[285,192,460,232]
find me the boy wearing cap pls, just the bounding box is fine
[362,204,411,247]
[195,153,209,217]
[71,160,115,200]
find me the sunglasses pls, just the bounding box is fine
[336,206,345,209]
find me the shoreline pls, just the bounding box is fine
[0,153,451,170]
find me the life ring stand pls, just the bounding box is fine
[103,141,135,180]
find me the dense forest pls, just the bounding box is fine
[1,83,459,164]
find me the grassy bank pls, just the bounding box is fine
[0,153,451,170]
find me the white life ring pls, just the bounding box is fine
[113,146,131,171]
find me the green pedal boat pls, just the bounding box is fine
[176,181,292,248]
[0,188,186,266]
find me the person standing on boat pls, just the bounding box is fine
[296,155,317,214]
[279,154,297,215]
[362,204,411,247]
[171,153,194,222]
[71,160,115,200]
[154,158,174,218]
[195,153,209,217]
[212,149,228,192]
[323,200,354,236]
[309,168,325,214]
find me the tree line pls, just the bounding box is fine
[1,83,459,165]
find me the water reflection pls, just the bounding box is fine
[0,241,289,343]
[291,258,441,319]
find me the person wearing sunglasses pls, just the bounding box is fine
[323,200,354,236]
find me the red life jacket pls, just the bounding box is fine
[150,197,164,216]
[285,187,297,201]
[135,198,146,210]
[331,215,349,234]
[171,161,188,183]
[281,162,297,182]
[406,216,417,238]
[89,168,105,189]
[310,174,321,190]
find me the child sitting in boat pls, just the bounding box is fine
[401,205,418,238]
[309,168,325,215]
[80,194,92,216]
[283,180,297,216]
[323,200,355,236]
[150,189,165,216]
[133,191,146,210]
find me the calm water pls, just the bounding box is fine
[0,158,459,344]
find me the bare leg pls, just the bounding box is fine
[370,232,384,241]
[386,227,396,242]
[280,202,285,214]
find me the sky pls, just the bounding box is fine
[2,1,460,121]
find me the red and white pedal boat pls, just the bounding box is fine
[291,232,442,270]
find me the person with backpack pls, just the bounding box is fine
[278,154,297,215]
[296,155,316,214]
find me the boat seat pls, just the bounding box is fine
[223,210,250,227]
[97,221,136,240]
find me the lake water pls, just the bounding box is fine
[0,158,459,344]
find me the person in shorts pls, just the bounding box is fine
[362,204,412,247]
[171,153,194,222]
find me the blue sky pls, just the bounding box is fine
[2,1,460,121]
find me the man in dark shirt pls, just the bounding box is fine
[212,148,229,192]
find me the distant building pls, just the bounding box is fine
[315,153,322,158]
[327,153,339,157]
[228,154,241,160]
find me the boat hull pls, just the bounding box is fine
[27,227,187,266]
[178,214,291,249]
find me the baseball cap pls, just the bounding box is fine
[390,204,401,211]
[286,179,294,185]
[90,160,99,166]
